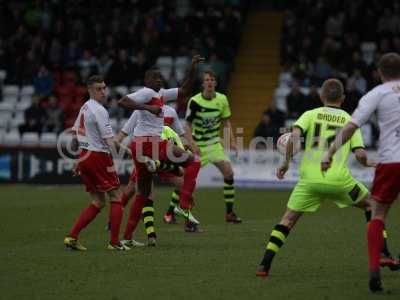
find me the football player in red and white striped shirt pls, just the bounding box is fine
[64,75,130,251]
[117,56,203,239]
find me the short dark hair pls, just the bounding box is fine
[378,53,400,79]
[144,67,160,79]
[86,75,104,86]
[203,70,216,79]
[321,79,344,103]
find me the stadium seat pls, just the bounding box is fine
[2,94,18,104]
[361,42,377,65]
[175,56,190,69]
[284,119,296,128]
[275,87,291,98]
[0,69,6,82]
[2,85,19,97]
[3,131,21,146]
[300,87,310,95]
[156,56,173,80]
[0,101,15,112]
[0,111,12,128]
[15,100,31,112]
[0,128,5,143]
[20,85,35,97]
[40,132,58,147]
[9,112,24,129]
[274,96,287,112]
[21,132,40,146]
[114,86,129,97]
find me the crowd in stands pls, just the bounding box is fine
[253,0,398,148]
[0,0,247,145]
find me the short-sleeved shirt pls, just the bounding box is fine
[294,106,364,184]
[185,92,231,147]
[126,87,179,137]
[72,99,114,153]
[121,105,184,137]
[351,80,400,163]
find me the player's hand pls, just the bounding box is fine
[191,55,205,66]
[364,160,377,168]
[72,163,80,177]
[276,162,289,180]
[147,105,162,115]
[321,152,332,173]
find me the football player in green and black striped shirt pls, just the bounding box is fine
[184,70,242,223]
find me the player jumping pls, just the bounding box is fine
[117,56,204,242]
[182,70,242,223]
[256,79,398,278]
[322,53,400,293]
[64,75,129,251]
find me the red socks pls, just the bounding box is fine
[109,201,123,245]
[180,160,201,210]
[367,219,385,272]
[69,204,100,239]
[124,195,147,240]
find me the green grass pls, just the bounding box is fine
[1,185,400,300]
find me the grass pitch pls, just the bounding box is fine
[1,185,400,300]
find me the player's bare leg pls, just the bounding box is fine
[367,199,392,293]
[256,209,303,277]
[214,160,242,223]
[64,192,106,251]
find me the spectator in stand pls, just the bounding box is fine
[347,69,367,94]
[342,80,362,114]
[253,111,280,148]
[43,96,64,133]
[107,49,134,86]
[312,56,333,85]
[19,95,46,134]
[131,50,150,85]
[303,85,321,111]
[286,81,305,118]
[33,65,54,97]
[78,49,98,83]
[97,53,113,79]
[265,102,286,130]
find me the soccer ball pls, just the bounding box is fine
[276,132,300,156]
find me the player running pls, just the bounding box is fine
[117,56,203,242]
[112,106,201,247]
[322,53,400,293]
[183,70,241,223]
[64,75,129,251]
[256,79,398,278]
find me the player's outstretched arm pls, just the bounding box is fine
[321,122,359,171]
[104,137,132,158]
[179,55,204,97]
[117,96,161,115]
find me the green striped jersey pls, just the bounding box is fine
[185,92,231,147]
